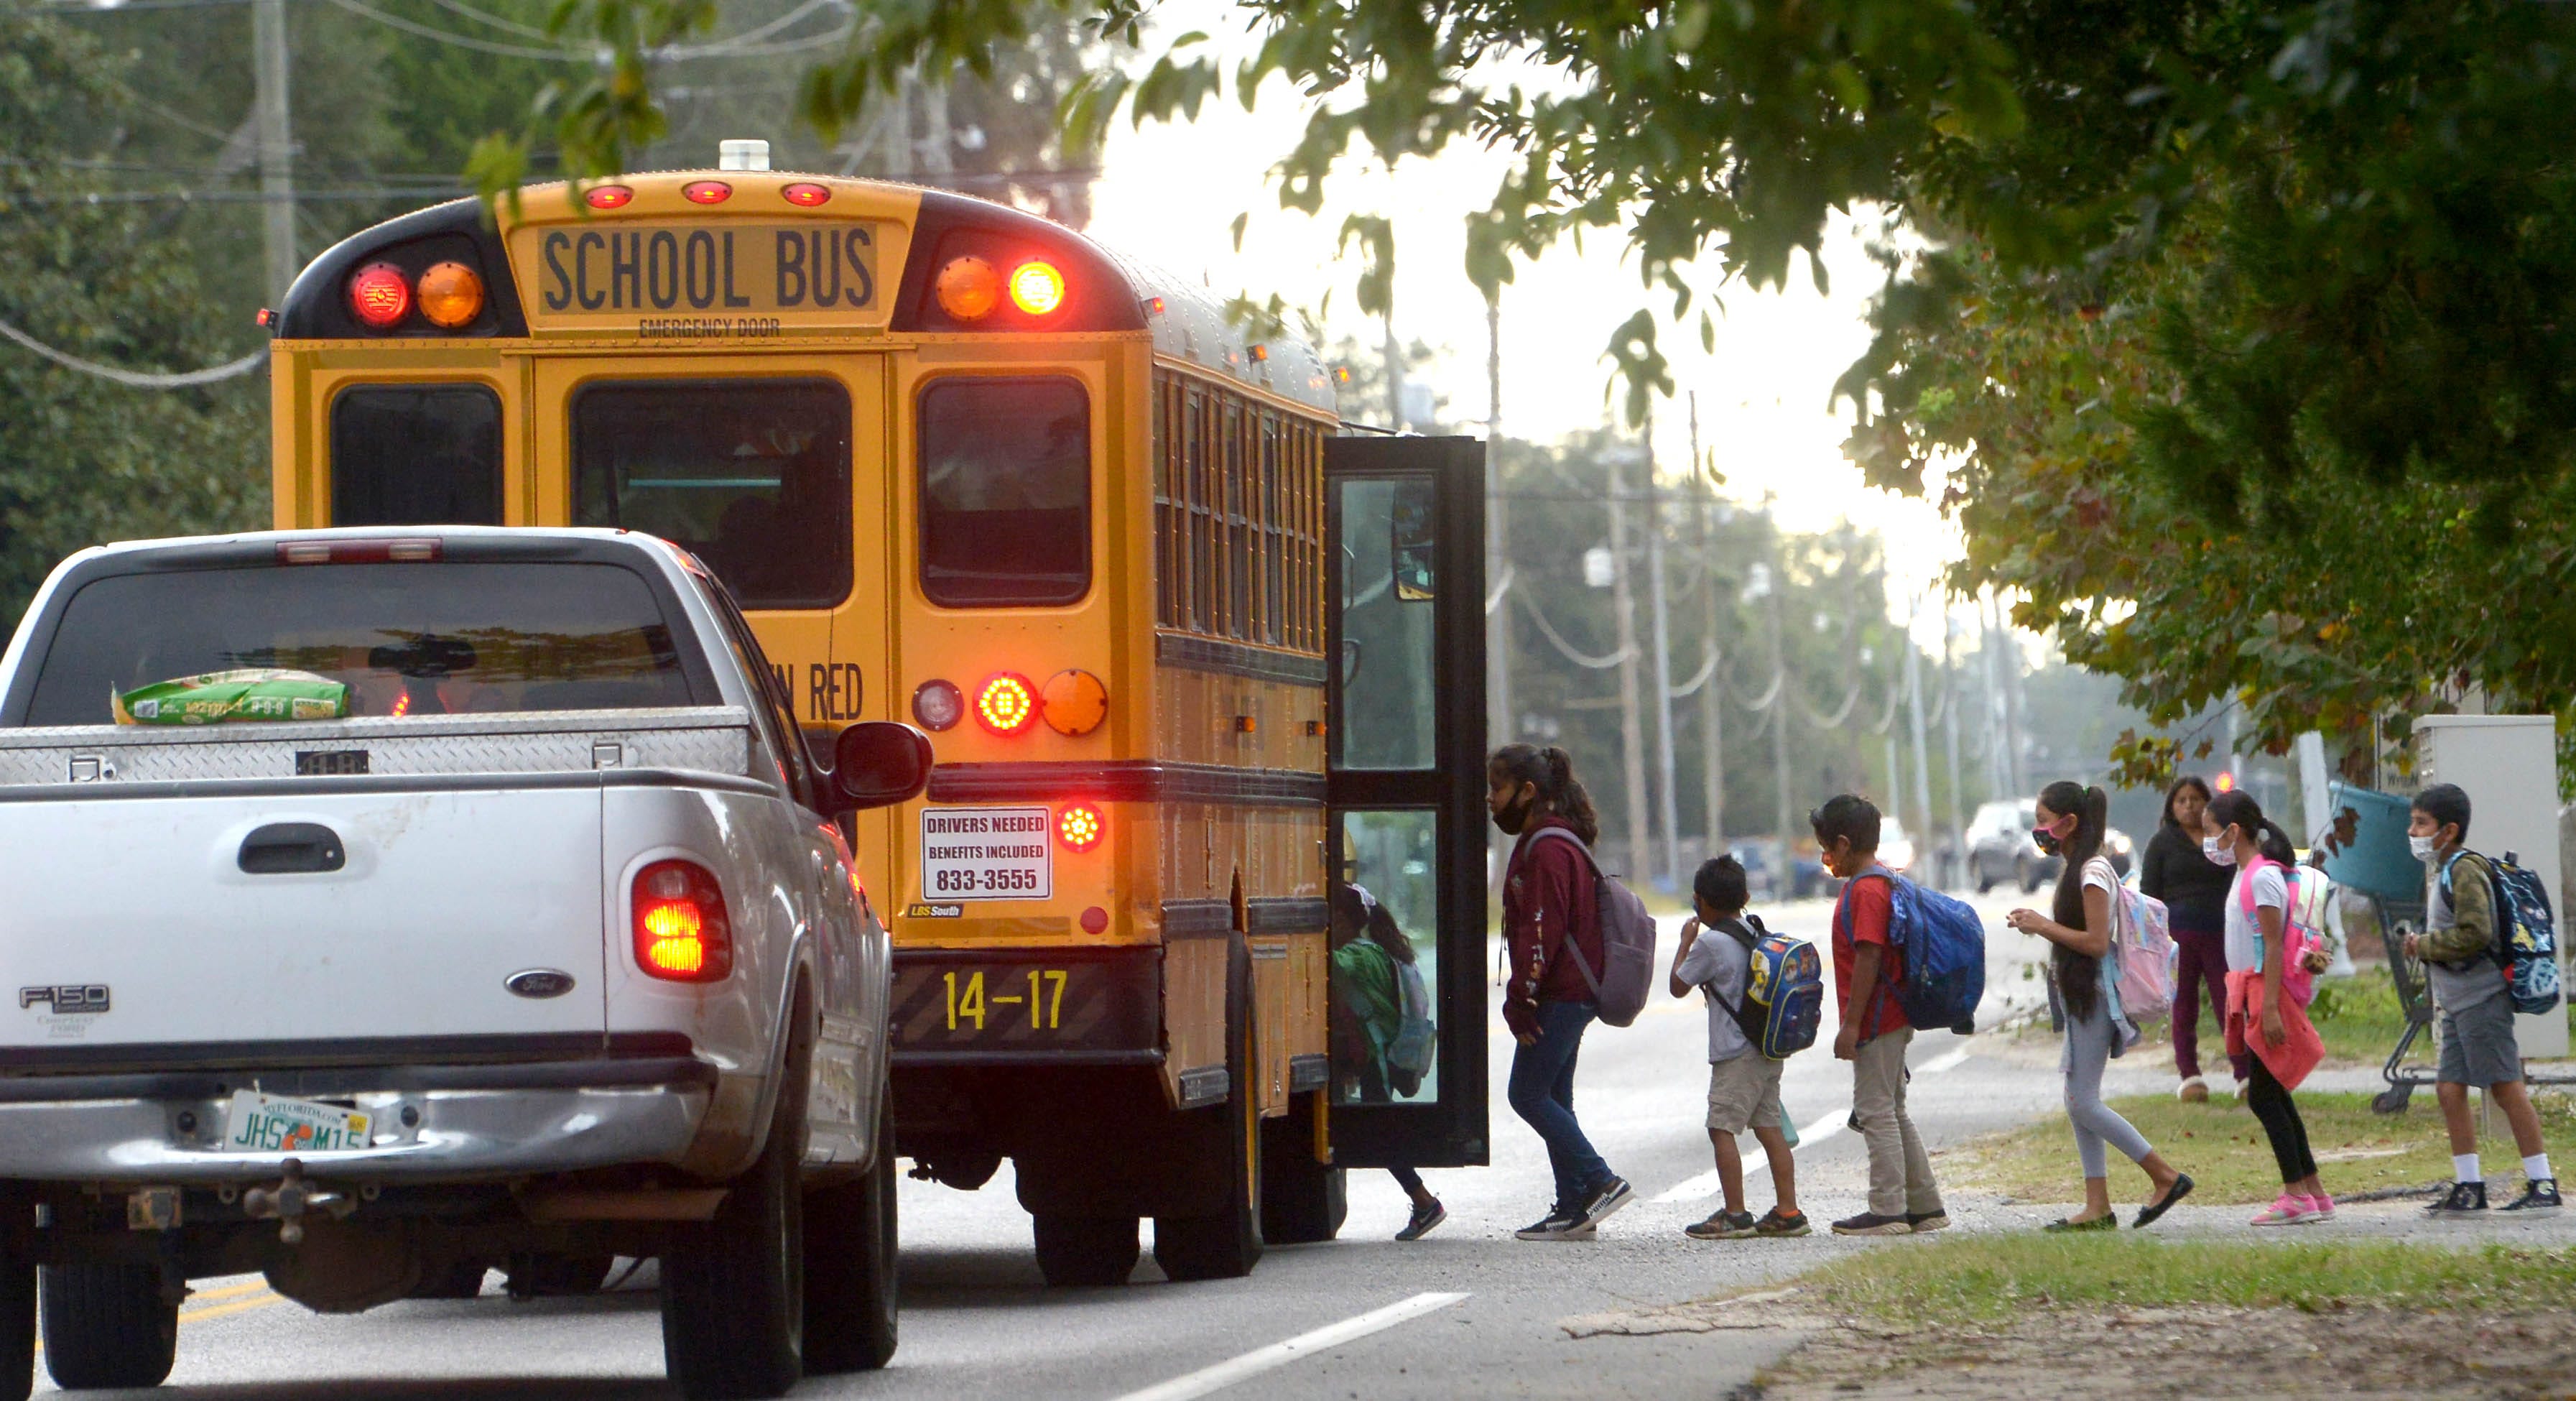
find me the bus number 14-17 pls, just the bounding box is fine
[942,969,1069,1032]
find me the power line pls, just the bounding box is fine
[0,318,264,388]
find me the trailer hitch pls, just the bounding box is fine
[239,1158,355,1244]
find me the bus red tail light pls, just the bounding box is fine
[974,673,1037,736]
[347,263,412,329]
[1009,260,1065,315]
[633,859,731,981]
[1057,803,1103,852]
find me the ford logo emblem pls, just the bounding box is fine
[504,969,576,999]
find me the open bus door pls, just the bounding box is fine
[1322,434,1489,1171]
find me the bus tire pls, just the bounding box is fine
[662,1002,808,1401]
[39,1262,175,1390]
[1154,943,1264,1282]
[0,1245,32,1401]
[1260,1091,1345,1245]
[802,1098,899,1373]
[1031,1214,1139,1287]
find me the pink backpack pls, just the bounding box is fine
[2106,861,2176,1024]
[2236,858,2323,1007]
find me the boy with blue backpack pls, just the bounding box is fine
[1815,794,1958,1236]
[2405,783,2560,1216]
[1672,855,1816,1239]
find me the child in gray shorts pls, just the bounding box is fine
[1672,856,1809,1239]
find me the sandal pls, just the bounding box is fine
[2133,1173,2195,1229]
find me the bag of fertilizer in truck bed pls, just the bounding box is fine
[112,669,349,725]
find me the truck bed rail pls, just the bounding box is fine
[0,707,751,785]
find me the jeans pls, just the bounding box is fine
[1507,999,1610,1211]
[2172,927,2250,1081]
[2064,1002,2156,1178]
[1851,1027,1944,1218]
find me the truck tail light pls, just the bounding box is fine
[974,673,1037,736]
[634,859,731,981]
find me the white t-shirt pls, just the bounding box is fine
[2080,855,2117,897]
[1674,918,1755,1063]
[2224,863,2287,972]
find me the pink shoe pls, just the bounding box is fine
[2250,1193,2316,1226]
[2304,1193,2335,1221]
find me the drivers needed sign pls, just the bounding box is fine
[920,807,1052,902]
[510,221,901,338]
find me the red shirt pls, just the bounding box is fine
[1832,868,1910,1040]
[1501,817,1603,1025]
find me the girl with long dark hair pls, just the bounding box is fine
[2140,775,2242,1101]
[1489,743,1631,1239]
[2005,781,2192,1229]
[2207,789,2334,1225]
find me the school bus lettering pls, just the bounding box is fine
[534,223,880,320]
[807,661,863,721]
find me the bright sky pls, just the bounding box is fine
[1079,6,1968,637]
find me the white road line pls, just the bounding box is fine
[1651,1044,1975,1205]
[1111,1291,1471,1401]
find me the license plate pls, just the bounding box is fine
[891,956,1157,1055]
[221,1091,373,1153]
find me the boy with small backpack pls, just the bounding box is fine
[2405,783,2561,1216]
[1813,794,1955,1236]
[1671,855,1815,1239]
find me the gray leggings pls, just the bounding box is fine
[2063,1002,2155,1178]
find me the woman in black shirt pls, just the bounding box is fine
[2137,775,2245,1099]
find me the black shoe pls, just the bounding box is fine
[1577,1175,1634,1229]
[1830,1211,1913,1236]
[1905,1209,1950,1233]
[2499,1179,2562,1216]
[2427,1180,2489,1217]
[2044,1213,2116,1233]
[1514,1209,1586,1241]
[2133,1173,2195,1229]
[1684,1209,1757,1240]
[1396,1198,1448,1241]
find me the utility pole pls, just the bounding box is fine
[1885,731,1904,831]
[252,0,296,302]
[1905,591,1933,868]
[1607,445,1651,881]
[1644,415,1682,893]
[1692,395,1723,869]
[1942,609,1968,891]
[1764,522,1795,898]
[1486,295,1512,892]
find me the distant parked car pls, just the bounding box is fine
[2103,826,2136,879]
[1879,817,1918,876]
[1727,838,1832,901]
[1967,797,2049,893]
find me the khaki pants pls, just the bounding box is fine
[1852,1027,1942,1218]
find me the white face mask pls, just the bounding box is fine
[2409,834,2438,861]
[2202,833,2238,868]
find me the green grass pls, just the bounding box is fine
[1783,1234,2576,1324]
[1946,1091,2576,1205]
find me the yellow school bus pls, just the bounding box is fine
[265,148,1487,1283]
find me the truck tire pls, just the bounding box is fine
[0,1247,31,1401]
[40,1262,175,1390]
[802,1099,898,1373]
[663,1013,808,1401]
[1153,943,1264,1282]
[1030,1214,1139,1287]
[1259,1091,1345,1245]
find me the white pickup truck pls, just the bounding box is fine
[0,527,930,1401]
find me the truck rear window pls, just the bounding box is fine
[24,563,699,726]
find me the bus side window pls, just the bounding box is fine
[917,376,1090,607]
[330,384,503,527]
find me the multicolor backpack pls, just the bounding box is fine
[1711,915,1825,1060]
[2105,858,2176,1025]
[2237,859,2325,1008]
[2441,850,2563,1017]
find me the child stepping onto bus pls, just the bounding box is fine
[1672,855,1810,1239]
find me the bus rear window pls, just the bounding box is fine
[24,563,698,726]
[330,385,503,526]
[918,376,1090,607]
[572,379,851,610]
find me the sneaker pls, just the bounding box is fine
[2425,1180,2488,1219]
[2303,1192,2335,1221]
[1685,1209,1757,1240]
[1753,1207,1812,1237]
[1577,1175,1634,1229]
[1905,1210,1950,1233]
[2499,1179,2562,1216]
[1395,1198,1448,1242]
[2251,1192,2317,1226]
[1830,1211,1914,1236]
[2177,1076,2209,1104]
[1514,1208,1586,1241]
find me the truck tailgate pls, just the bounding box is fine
[0,784,607,1055]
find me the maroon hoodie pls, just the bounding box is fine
[1501,815,1604,1035]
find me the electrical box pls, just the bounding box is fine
[2414,715,2567,1058]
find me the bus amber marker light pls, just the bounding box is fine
[1009,260,1066,316]
[974,673,1038,736]
[583,184,633,210]
[1057,804,1104,853]
[912,678,964,732]
[417,261,484,329]
[633,860,731,981]
[935,256,1001,321]
[1040,669,1107,736]
[348,263,412,329]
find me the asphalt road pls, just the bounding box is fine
[34,892,2089,1400]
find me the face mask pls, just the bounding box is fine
[2033,826,2063,856]
[2202,833,2238,867]
[2409,834,2437,861]
[1493,790,1534,836]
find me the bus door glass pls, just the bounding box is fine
[1323,435,1488,1169]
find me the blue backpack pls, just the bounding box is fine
[1712,915,1824,1059]
[2443,850,2563,1017]
[1848,871,1987,1035]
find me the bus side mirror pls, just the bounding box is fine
[832,721,933,813]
